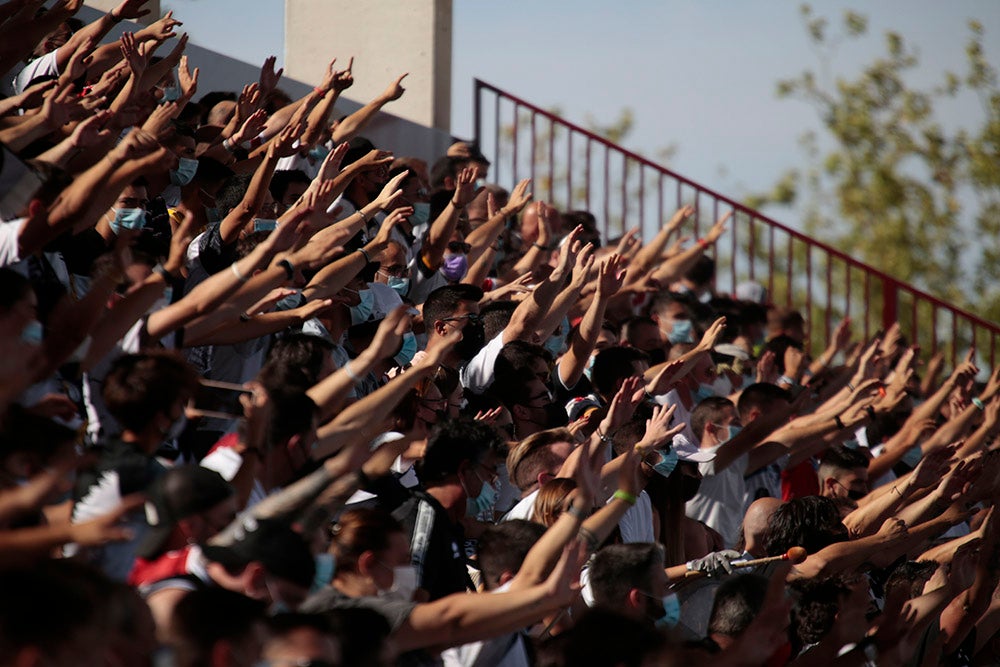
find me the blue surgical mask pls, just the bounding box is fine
[693,384,716,403]
[309,144,330,161]
[584,353,597,380]
[348,288,374,325]
[543,316,570,358]
[21,320,43,344]
[441,253,468,282]
[668,319,694,344]
[465,473,498,518]
[394,332,418,367]
[386,275,410,297]
[410,202,431,228]
[474,178,486,190]
[312,552,336,593]
[718,424,741,444]
[169,157,199,186]
[161,85,181,102]
[109,207,146,235]
[253,218,277,232]
[656,592,681,628]
[652,448,679,478]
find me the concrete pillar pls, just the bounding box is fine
[83,0,160,26]
[284,0,452,133]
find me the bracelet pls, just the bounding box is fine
[358,247,371,264]
[612,489,637,505]
[565,503,587,520]
[230,262,249,283]
[152,264,176,282]
[313,86,326,95]
[356,208,369,224]
[697,238,710,249]
[847,382,856,392]
[972,397,985,411]
[238,312,251,323]
[344,361,361,384]
[891,485,903,497]
[578,526,600,552]
[222,137,236,153]
[778,375,797,386]
[596,429,612,444]
[533,242,553,251]
[277,259,295,280]
[834,415,846,430]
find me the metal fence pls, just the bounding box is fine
[473,78,999,368]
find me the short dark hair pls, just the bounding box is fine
[269,169,311,203]
[590,346,649,397]
[762,496,848,557]
[558,608,669,667]
[589,543,664,610]
[790,577,848,647]
[480,300,517,342]
[884,560,937,601]
[477,520,546,590]
[261,334,335,393]
[708,574,769,637]
[103,352,199,432]
[818,444,869,478]
[171,588,266,667]
[422,284,484,328]
[417,417,506,484]
[737,383,790,422]
[685,255,715,286]
[763,334,803,374]
[266,390,316,451]
[690,396,735,443]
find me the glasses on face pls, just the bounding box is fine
[440,312,481,325]
[447,241,472,254]
[378,265,409,278]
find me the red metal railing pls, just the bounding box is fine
[474,79,999,368]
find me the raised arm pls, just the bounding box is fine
[558,253,626,388]
[330,73,407,144]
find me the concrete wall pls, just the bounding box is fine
[19,3,453,165]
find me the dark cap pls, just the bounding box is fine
[201,518,315,588]
[138,465,234,560]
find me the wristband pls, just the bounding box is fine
[972,397,985,411]
[697,238,710,249]
[847,382,856,392]
[613,489,637,505]
[356,208,369,224]
[358,247,371,265]
[834,415,846,430]
[565,503,587,520]
[533,242,553,251]
[313,86,326,95]
[152,264,176,282]
[778,375,797,386]
[277,258,295,280]
[222,137,236,153]
[230,262,249,283]
[578,526,600,552]
[596,429,613,444]
[344,361,362,384]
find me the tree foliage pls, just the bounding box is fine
[748,5,1000,322]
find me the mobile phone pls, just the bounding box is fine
[189,379,253,420]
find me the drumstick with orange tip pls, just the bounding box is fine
[681,546,808,580]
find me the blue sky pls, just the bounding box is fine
[166,0,999,203]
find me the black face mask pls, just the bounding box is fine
[455,320,486,361]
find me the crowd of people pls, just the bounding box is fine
[2,1,1000,665]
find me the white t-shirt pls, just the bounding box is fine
[460,331,506,395]
[685,444,751,549]
[0,218,25,267]
[441,581,531,667]
[14,51,58,94]
[501,489,540,522]
[655,389,697,444]
[618,490,655,543]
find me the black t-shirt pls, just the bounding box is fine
[391,488,475,601]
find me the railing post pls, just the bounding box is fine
[882,278,899,331]
[473,79,482,148]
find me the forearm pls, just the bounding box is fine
[330,95,390,144]
[82,276,170,371]
[535,280,583,342]
[462,246,494,288]
[300,90,340,148]
[0,112,53,152]
[422,203,463,269]
[301,248,367,302]
[184,307,309,346]
[559,294,609,388]
[843,483,912,537]
[513,499,587,590]
[219,150,280,242]
[307,349,380,420]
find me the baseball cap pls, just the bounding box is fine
[201,518,315,588]
[138,465,234,560]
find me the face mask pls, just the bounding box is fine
[718,424,741,444]
[21,320,43,344]
[169,157,199,186]
[583,354,597,380]
[253,218,277,232]
[656,592,681,628]
[161,85,181,102]
[441,253,469,282]
[378,564,418,602]
[454,318,485,361]
[693,384,716,403]
[348,288,374,325]
[308,144,330,161]
[652,448,679,478]
[410,202,431,228]
[312,552,336,593]
[668,319,694,344]
[166,414,188,441]
[394,332,418,367]
[386,275,410,297]
[465,471,498,518]
[109,207,146,235]
[711,374,733,397]
[544,333,567,359]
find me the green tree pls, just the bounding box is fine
[748,6,1000,324]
